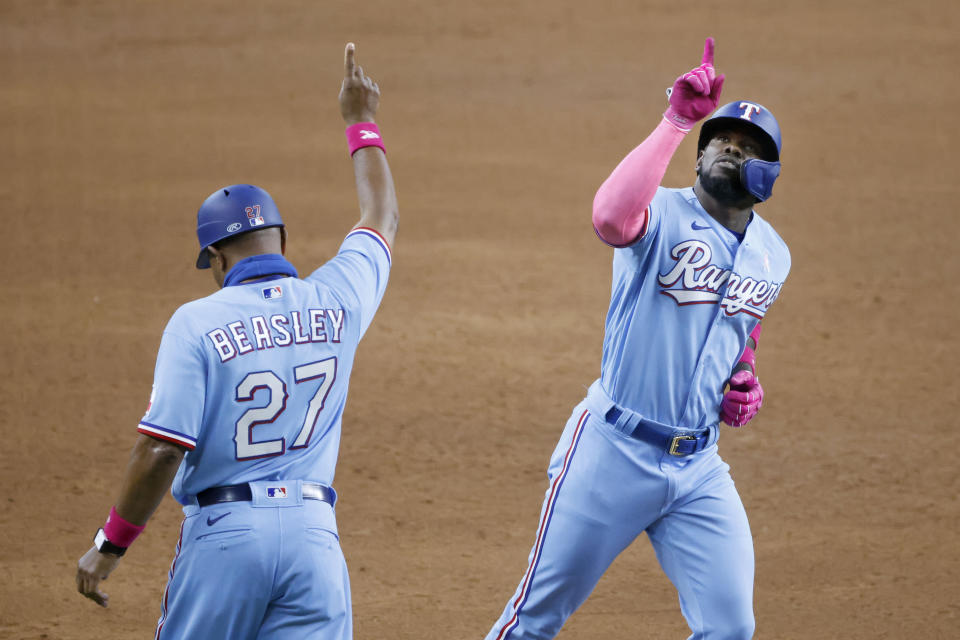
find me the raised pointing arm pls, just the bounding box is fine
[593,38,724,247]
[339,43,398,248]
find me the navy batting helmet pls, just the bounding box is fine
[195,184,285,269]
[697,101,782,201]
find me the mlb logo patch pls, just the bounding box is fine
[245,204,265,227]
[266,486,287,499]
[262,285,283,300]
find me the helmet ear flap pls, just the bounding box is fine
[740,159,780,202]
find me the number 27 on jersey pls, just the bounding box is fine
[233,357,337,460]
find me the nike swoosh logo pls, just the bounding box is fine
[206,512,231,526]
[691,221,711,231]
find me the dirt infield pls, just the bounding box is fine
[2,1,958,638]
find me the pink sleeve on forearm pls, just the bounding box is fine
[592,118,688,247]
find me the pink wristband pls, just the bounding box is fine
[345,122,385,156]
[103,506,145,548]
[749,323,762,344]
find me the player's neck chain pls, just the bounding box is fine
[223,254,299,288]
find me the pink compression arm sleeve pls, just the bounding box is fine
[592,118,688,246]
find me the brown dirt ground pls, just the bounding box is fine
[2,0,958,638]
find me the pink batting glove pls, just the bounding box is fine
[663,37,726,132]
[720,370,764,427]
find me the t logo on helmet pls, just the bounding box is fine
[738,102,763,121]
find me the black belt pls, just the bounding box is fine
[605,407,710,456]
[196,482,335,507]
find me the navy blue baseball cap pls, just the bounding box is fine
[195,184,285,269]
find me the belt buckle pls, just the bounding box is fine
[669,434,697,456]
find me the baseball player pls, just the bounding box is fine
[485,38,789,639]
[75,43,396,640]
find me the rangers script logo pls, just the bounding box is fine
[658,240,783,318]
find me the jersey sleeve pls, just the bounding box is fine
[612,187,666,271]
[592,120,686,247]
[137,329,207,450]
[639,187,665,243]
[306,227,392,339]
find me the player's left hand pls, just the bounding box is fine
[76,546,122,607]
[720,370,764,427]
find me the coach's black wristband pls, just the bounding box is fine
[93,528,128,556]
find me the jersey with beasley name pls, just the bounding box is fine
[600,186,789,430]
[137,228,392,505]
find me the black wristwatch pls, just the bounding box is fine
[94,528,128,556]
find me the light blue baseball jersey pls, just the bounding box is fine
[137,228,391,505]
[599,186,790,429]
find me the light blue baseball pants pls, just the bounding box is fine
[154,481,351,640]
[486,400,755,640]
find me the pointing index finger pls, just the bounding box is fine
[344,42,356,77]
[701,37,715,66]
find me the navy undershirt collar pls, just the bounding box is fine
[222,254,299,288]
[686,187,751,244]
[724,212,753,244]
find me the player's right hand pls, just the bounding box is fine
[663,37,725,132]
[339,42,380,125]
[76,545,122,607]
